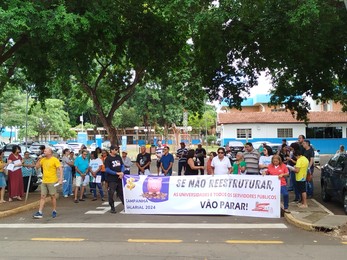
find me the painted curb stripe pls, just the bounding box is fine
[226,240,284,244]
[0,223,287,229]
[31,238,85,242]
[128,239,182,243]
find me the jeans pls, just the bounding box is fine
[90,172,104,198]
[63,167,73,196]
[178,161,186,176]
[281,186,289,209]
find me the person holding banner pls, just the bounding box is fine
[244,142,260,175]
[264,155,290,213]
[211,147,232,175]
[232,152,247,175]
[105,146,124,213]
[185,149,204,175]
[136,146,151,175]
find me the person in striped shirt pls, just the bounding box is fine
[243,142,260,175]
[176,142,188,176]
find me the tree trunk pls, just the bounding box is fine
[105,124,119,146]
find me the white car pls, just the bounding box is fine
[68,142,85,155]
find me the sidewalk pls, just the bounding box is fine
[0,188,59,218]
[284,191,347,232]
[1,181,347,237]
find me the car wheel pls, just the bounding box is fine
[343,191,347,215]
[321,183,331,202]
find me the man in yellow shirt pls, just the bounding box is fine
[294,149,309,208]
[33,148,63,219]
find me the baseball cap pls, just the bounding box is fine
[110,145,118,151]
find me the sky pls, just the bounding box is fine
[248,72,273,97]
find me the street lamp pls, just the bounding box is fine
[134,126,139,152]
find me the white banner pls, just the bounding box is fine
[123,174,281,218]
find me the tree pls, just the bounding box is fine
[193,0,347,120]
[0,87,75,141]
[38,1,209,145]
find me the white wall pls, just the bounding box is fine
[222,123,347,139]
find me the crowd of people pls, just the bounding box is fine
[2,137,342,218]
[173,136,318,213]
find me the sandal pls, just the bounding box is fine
[17,197,22,201]
[8,198,13,202]
[0,200,6,203]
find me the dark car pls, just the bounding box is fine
[227,141,245,162]
[321,153,347,214]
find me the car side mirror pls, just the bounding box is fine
[336,165,343,172]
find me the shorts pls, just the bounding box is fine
[156,161,161,168]
[41,183,57,196]
[75,175,90,187]
[296,181,306,193]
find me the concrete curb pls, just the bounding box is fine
[0,194,60,219]
[284,212,315,231]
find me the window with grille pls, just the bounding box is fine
[277,128,293,138]
[237,128,252,138]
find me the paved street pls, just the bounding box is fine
[1,154,347,259]
[0,196,346,259]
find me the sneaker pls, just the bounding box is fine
[33,212,43,219]
[64,195,68,198]
[101,198,105,201]
[70,193,74,196]
[52,211,57,218]
[110,208,116,214]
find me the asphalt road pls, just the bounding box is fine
[0,154,346,259]
[0,197,346,259]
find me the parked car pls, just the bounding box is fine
[311,145,320,166]
[29,142,47,155]
[88,143,97,152]
[53,143,71,158]
[321,153,347,214]
[227,141,245,161]
[266,143,282,154]
[3,144,38,160]
[68,142,85,155]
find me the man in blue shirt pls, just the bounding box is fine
[160,146,174,176]
[73,150,90,203]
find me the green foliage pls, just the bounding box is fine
[188,105,216,133]
[206,135,217,146]
[192,0,347,120]
[0,87,74,140]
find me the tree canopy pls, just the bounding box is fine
[1,0,346,144]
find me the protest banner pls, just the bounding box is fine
[123,174,281,218]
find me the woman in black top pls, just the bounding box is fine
[185,149,204,175]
